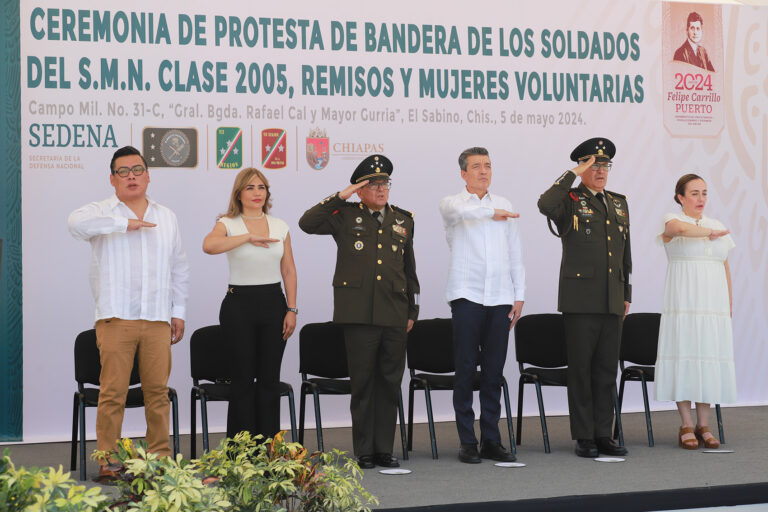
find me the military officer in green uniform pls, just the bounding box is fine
[537,138,631,458]
[299,154,419,469]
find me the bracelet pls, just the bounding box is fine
[287,307,298,314]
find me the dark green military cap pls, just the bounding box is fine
[350,154,393,184]
[570,138,616,162]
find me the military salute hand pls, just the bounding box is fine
[339,180,370,200]
[570,155,596,176]
[493,209,520,221]
[127,219,157,231]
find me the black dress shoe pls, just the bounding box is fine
[479,440,516,462]
[596,437,628,456]
[458,443,482,464]
[575,439,599,458]
[373,453,400,468]
[356,455,375,469]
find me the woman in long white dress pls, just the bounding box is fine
[655,174,736,450]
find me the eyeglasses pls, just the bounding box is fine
[590,163,612,172]
[113,165,147,177]
[365,181,391,190]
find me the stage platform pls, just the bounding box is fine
[4,407,767,511]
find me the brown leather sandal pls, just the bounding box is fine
[678,426,699,450]
[694,426,720,449]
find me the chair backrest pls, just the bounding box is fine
[299,322,349,378]
[190,325,232,382]
[620,313,661,366]
[513,314,567,368]
[74,329,140,386]
[406,318,454,373]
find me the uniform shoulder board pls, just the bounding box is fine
[391,205,414,218]
[605,190,626,199]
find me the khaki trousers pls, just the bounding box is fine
[94,318,172,458]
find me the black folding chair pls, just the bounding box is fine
[616,313,725,446]
[406,318,515,459]
[189,325,297,458]
[298,322,408,459]
[514,313,624,453]
[70,329,179,481]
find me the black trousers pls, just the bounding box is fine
[450,299,511,445]
[220,283,286,440]
[563,313,621,440]
[342,324,407,457]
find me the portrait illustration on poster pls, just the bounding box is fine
[662,3,724,137]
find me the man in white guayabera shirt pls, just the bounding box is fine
[68,145,189,479]
[439,147,525,464]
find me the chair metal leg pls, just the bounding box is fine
[640,376,654,447]
[613,374,627,440]
[71,393,79,471]
[299,385,307,445]
[190,389,197,459]
[533,381,550,454]
[286,388,298,443]
[424,384,438,459]
[200,394,210,453]
[516,378,525,446]
[407,383,415,451]
[170,391,180,458]
[715,404,725,444]
[397,389,408,460]
[501,379,516,454]
[79,399,87,481]
[312,390,324,452]
[613,385,625,447]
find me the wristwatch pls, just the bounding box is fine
[287,307,298,314]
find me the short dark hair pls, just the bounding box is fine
[458,147,489,171]
[674,173,704,205]
[110,146,147,173]
[686,12,703,28]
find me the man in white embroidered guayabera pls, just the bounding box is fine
[440,147,525,464]
[68,146,189,479]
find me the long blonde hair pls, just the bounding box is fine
[224,168,272,218]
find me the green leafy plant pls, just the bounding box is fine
[1,432,377,512]
[0,449,110,512]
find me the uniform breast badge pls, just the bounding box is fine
[356,217,363,224]
[392,224,407,237]
[354,241,364,251]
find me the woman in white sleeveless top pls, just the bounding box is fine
[655,174,735,450]
[203,168,298,440]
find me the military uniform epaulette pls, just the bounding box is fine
[605,190,626,199]
[390,204,414,218]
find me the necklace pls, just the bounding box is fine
[242,212,265,220]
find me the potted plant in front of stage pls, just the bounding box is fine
[93,439,230,512]
[0,448,111,512]
[195,430,379,511]
[95,432,377,511]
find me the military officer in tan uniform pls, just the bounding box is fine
[299,154,419,469]
[537,138,631,458]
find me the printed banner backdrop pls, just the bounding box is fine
[16,0,768,443]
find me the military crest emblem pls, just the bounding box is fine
[261,128,287,169]
[217,127,243,169]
